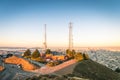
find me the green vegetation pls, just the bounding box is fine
[72,49,76,54]
[45,49,52,54]
[46,62,55,67]
[46,61,60,67]
[23,48,89,67]
[23,49,45,62]
[26,74,69,80]
[23,49,31,58]
[115,67,120,73]
[31,57,45,62]
[31,49,40,59]
[83,53,89,60]
[66,49,89,61]
[73,59,120,80]
[66,49,75,59]
[74,52,83,61]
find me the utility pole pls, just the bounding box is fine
[44,24,47,51]
[69,22,73,51]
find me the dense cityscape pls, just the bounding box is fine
[0,0,120,80]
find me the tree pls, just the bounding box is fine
[115,67,120,73]
[23,49,31,57]
[45,49,52,54]
[66,49,75,59]
[72,49,76,55]
[66,49,70,54]
[83,53,89,60]
[31,49,40,58]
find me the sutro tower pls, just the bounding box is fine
[69,22,73,51]
[44,24,47,50]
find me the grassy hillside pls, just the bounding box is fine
[73,60,120,80]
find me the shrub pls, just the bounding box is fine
[31,57,44,62]
[54,61,60,66]
[66,49,75,59]
[74,52,83,61]
[46,61,60,67]
[46,61,55,67]
[45,54,53,58]
[115,67,120,73]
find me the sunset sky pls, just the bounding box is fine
[0,0,120,48]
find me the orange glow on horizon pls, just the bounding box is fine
[0,40,120,48]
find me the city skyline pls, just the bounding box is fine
[0,0,120,48]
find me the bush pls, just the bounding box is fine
[46,61,55,67]
[54,61,60,66]
[31,57,44,62]
[115,67,120,73]
[45,54,53,58]
[74,52,83,61]
[46,61,60,67]
[66,49,75,59]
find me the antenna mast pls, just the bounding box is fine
[44,24,47,50]
[69,22,73,51]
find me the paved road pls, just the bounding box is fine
[26,58,45,67]
[0,60,37,80]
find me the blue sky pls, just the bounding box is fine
[0,0,120,47]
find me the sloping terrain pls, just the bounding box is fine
[54,61,77,75]
[4,56,36,71]
[87,50,120,70]
[73,60,120,80]
[55,59,120,80]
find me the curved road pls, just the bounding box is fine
[0,62,37,80]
